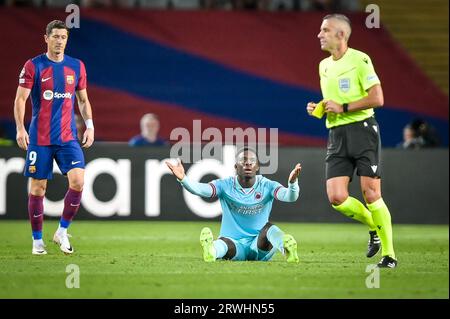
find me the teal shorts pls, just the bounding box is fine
[224,235,278,261]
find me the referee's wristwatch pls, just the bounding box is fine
[342,103,349,113]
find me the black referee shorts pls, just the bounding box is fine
[326,116,382,181]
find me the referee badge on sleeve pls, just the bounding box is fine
[339,78,350,92]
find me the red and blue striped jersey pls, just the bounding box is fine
[19,54,87,146]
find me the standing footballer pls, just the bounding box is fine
[307,14,397,267]
[14,20,94,255]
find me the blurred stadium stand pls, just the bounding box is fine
[0,7,447,146]
[360,0,449,96]
[1,0,361,10]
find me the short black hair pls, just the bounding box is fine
[236,147,259,164]
[46,20,69,36]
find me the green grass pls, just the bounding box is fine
[0,221,448,299]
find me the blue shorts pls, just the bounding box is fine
[24,140,85,180]
[225,235,278,261]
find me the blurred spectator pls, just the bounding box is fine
[202,0,269,10]
[81,0,113,7]
[3,0,358,10]
[302,0,359,11]
[336,0,359,11]
[201,0,227,9]
[138,0,199,9]
[410,118,441,148]
[397,119,441,150]
[129,113,168,146]
[5,0,83,5]
[397,124,425,150]
[272,0,293,10]
[4,0,35,5]
[234,0,270,10]
[309,0,332,10]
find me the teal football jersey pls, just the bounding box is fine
[211,175,283,239]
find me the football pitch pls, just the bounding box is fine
[0,221,448,299]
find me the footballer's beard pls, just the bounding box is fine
[53,45,65,55]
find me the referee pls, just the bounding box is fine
[307,14,397,268]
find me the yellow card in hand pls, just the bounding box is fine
[311,100,325,119]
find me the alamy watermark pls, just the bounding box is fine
[365,264,380,288]
[65,264,80,289]
[66,4,80,29]
[169,120,279,174]
[365,4,380,29]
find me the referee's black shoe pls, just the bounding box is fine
[366,230,381,258]
[377,255,398,268]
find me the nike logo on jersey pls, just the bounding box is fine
[41,77,52,82]
[71,161,81,165]
[33,213,43,218]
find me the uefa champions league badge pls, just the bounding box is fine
[339,78,350,92]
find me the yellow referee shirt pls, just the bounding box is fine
[319,47,381,128]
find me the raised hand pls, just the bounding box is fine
[165,158,185,180]
[288,163,302,183]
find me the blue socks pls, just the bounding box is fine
[59,218,71,229]
[32,230,42,240]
